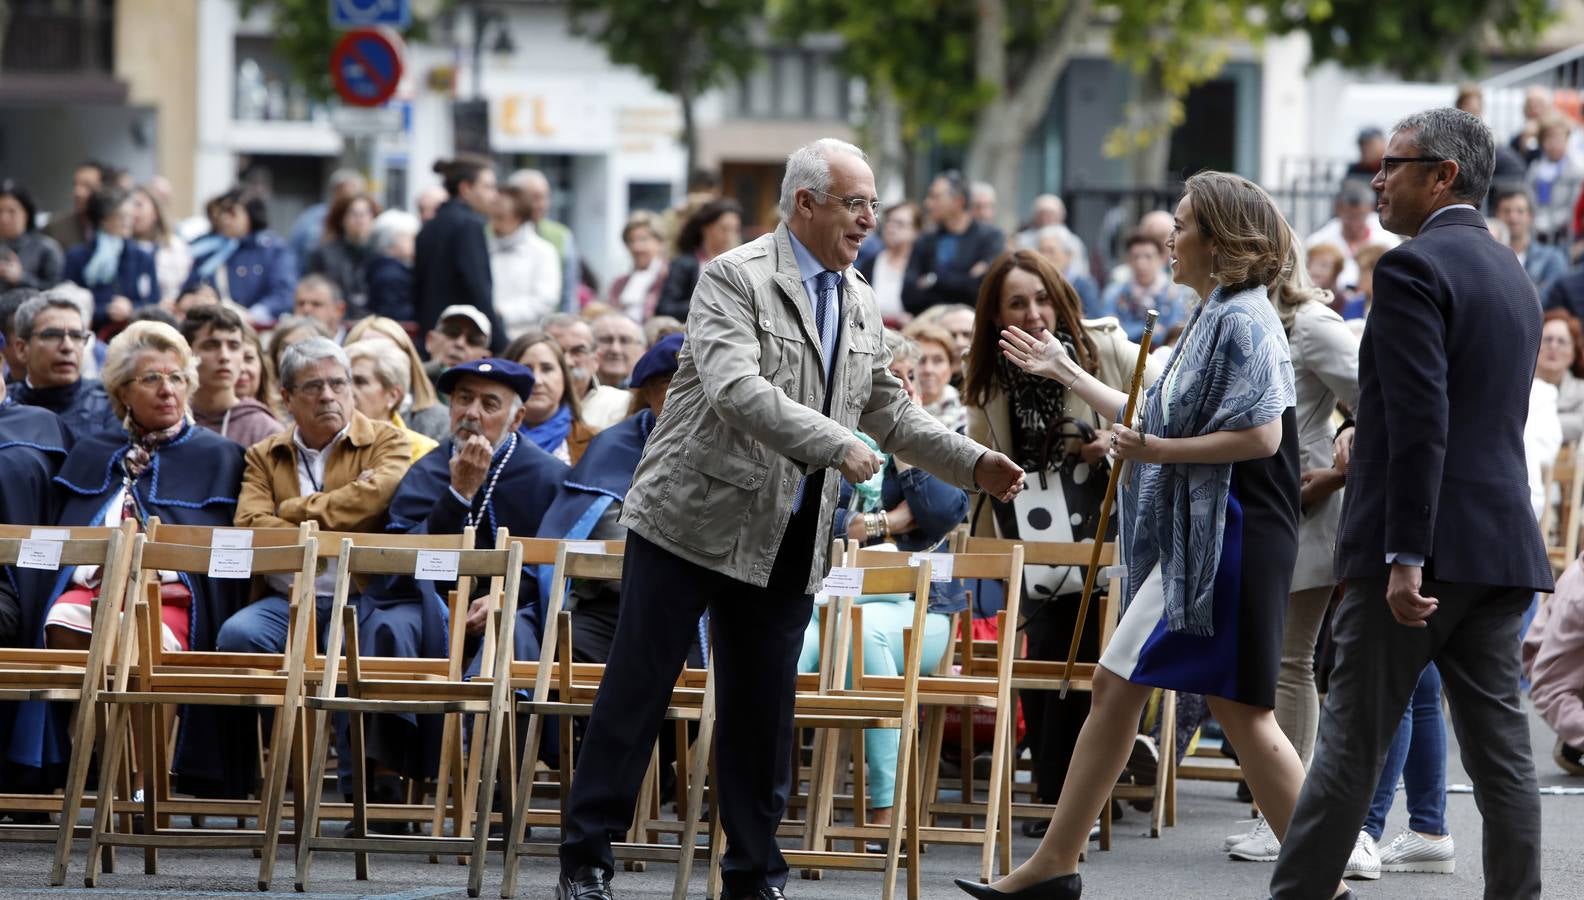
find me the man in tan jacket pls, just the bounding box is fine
[557,139,1025,900]
[216,336,412,827]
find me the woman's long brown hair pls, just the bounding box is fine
[963,249,1097,409]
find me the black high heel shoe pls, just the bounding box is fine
[953,872,1081,899]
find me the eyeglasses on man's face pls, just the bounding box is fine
[811,189,882,217]
[1379,156,1448,178]
[440,325,488,348]
[290,377,351,396]
[30,327,92,346]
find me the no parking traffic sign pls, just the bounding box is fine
[330,27,405,108]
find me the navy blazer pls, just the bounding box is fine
[1335,205,1553,592]
[901,220,1006,314]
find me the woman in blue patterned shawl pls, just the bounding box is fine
[957,172,1311,900]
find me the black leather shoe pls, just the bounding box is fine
[726,888,787,900]
[953,872,1081,899]
[558,866,614,900]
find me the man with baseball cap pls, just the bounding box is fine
[423,305,493,398]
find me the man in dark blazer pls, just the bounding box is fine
[901,170,1005,314]
[1271,107,1553,900]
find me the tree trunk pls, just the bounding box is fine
[964,0,1097,233]
[1127,63,1175,187]
[675,50,699,179]
[870,81,906,202]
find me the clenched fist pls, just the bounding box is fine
[839,440,884,485]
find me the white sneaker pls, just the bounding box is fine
[1343,830,1381,880]
[1227,816,1280,862]
[1223,815,1264,852]
[1379,828,1456,874]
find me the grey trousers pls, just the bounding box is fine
[1269,577,1540,900]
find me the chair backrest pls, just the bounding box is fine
[964,536,1124,683]
[144,520,308,549]
[113,535,319,693]
[318,528,522,697]
[847,546,1025,685]
[0,520,135,673]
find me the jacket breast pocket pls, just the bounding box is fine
[845,330,882,414]
[762,312,809,398]
[655,443,767,557]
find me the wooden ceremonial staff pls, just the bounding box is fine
[1059,308,1159,697]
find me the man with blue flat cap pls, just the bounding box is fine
[358,358,570,790]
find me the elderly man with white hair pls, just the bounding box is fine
[554,138,1027,900]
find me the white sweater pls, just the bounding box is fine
[489,224,563,338]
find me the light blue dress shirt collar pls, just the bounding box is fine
[786,228,844,301]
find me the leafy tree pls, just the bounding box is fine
[567,0,762,174]
[1268,0,1556,81]
[783,0,1555,224]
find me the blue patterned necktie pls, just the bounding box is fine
[814,269,840,361]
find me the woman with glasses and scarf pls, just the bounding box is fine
[5,321,245,792]
[962,249,1160,835]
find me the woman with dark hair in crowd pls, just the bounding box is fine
[959,248,1161,842]
[414,155,505,349]
[1537,307,1584,444]
[0,180,64,290]
[654,197,743,321]
[128,185,191,303]
[63,187,158,331]
[182,188,296,325]
[305,191,381,317]
[505,330,599,464]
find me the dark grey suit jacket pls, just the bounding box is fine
[1335,205,1554,592]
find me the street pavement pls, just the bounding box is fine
[3,700,1581,899]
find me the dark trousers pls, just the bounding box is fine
[559,498,820,897]
[1020,591,1100,803]
[1270,577,1540,900]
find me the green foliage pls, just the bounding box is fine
[239,0,439,104]
[1265,0,1556,78]
[566,0,761,100]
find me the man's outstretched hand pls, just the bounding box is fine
[975,451,1026,503]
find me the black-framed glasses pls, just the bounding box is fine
[811,189,882,216]
[1379,156,1448,177]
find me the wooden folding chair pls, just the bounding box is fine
[962,536,1173,849]
[497,541,714,900]
[1543,442,1582,574]
[295,531,524,898]
[781,552,935,900]
[81,532,320,890]
[0,521,134,884]
[845,546,1025,886]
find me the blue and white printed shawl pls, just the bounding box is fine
[1118,284,1295,636]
